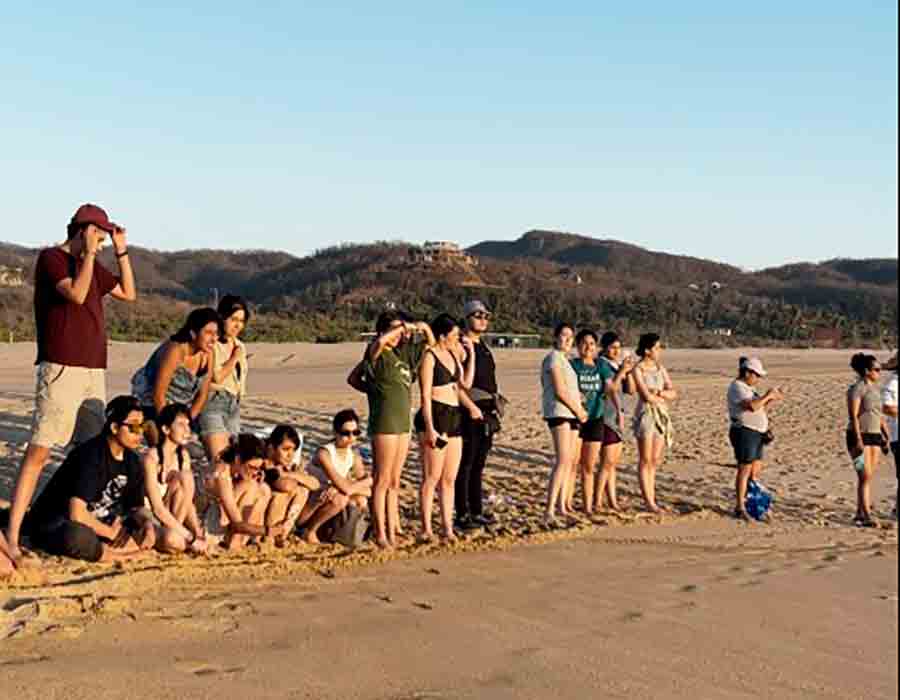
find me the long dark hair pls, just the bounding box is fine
[636,333,661,358]
[217,295,251,340]
[430,313,459,342]
[850,353,878,378]
[154,402,190,469]
[219,434,266,465]
[171,308,220,344]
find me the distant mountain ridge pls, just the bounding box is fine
[1,231,896,345]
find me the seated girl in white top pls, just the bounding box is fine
[141,403,207,554]
[263,425,321,545]
[298,409,373,545]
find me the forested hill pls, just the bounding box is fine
[1,230,896,346]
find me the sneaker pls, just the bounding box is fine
[472,513,497,527]
[454,515,481,531]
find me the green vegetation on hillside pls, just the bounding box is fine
[1,232,896,347]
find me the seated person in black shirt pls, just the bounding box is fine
[23,396,156,562]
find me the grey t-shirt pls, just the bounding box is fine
[847,380,883,434]
[541,350,579,419]
[727,380,769,433]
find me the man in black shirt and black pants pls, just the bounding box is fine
[456,301,500,530]
[10,396,156,562]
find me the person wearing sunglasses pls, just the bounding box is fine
[847,353,890,527]
[455,301,501,531]
[4,396,156,563]
[299,410,373,545]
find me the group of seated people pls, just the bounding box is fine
[0,397,372,564]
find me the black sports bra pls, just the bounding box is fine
[430,350,461,387]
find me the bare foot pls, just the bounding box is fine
[418,532,435,544]
[443,532,458,544]
[304,530,321,545]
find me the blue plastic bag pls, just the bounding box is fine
[745,480,773,521]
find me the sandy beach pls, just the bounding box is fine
[1,343,897,698]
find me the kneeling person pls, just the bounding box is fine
[26,396,156,562]
[300,410,373,545]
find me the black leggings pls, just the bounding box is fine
[32,520,106,562]
[455,410,494,518]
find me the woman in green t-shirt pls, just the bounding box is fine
[569,330,605,514]
[349,311,435,548]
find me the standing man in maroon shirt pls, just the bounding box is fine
[3,203,137,567]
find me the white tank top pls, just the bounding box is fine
[309,443,355,485]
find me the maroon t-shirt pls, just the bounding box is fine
[34,248,119,369]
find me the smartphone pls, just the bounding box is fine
[435,437,448,450]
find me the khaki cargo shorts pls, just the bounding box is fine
[30,362,106,449]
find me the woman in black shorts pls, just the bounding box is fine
[846,353,889,526]
[416,314,483,542]
[541,323,588,525]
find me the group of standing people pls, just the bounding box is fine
[541,326,676,524]
[1,202,897,579]
[347,301,502,548]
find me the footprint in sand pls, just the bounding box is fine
[174,660,247,677]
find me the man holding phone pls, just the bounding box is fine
[3,203,137,567]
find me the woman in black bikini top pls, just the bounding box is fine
[430,348,461,387]
[415,314,485,543]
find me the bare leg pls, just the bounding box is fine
[735,463,753,517]
[387,433,410,546]
[304,493,350,544]
[203,432,232,468]
[156,526,188,554]
[164,475,191,524]
[226,481,270,550]
[5,444,51,561]
[580,441,601,515]
[547,425,578,519]
[372,435,399,547]
[595,442,623,511]
[637,434,660,513]
[0,531,14,578]
[565,436,582,512]
[419,436,442,541]
[859,447,881,520]
[439,437,463,540]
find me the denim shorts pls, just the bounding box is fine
[198,391,241,437]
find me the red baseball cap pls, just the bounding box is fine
[70,203,117,233]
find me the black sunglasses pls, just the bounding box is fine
[339,429,362,438]
[470,312,492,320]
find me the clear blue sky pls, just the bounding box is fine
[1,2,896,269]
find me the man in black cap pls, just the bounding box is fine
[456,300,501,529]
[4,204,137,567]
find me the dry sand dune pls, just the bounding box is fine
[0,342,897,698]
